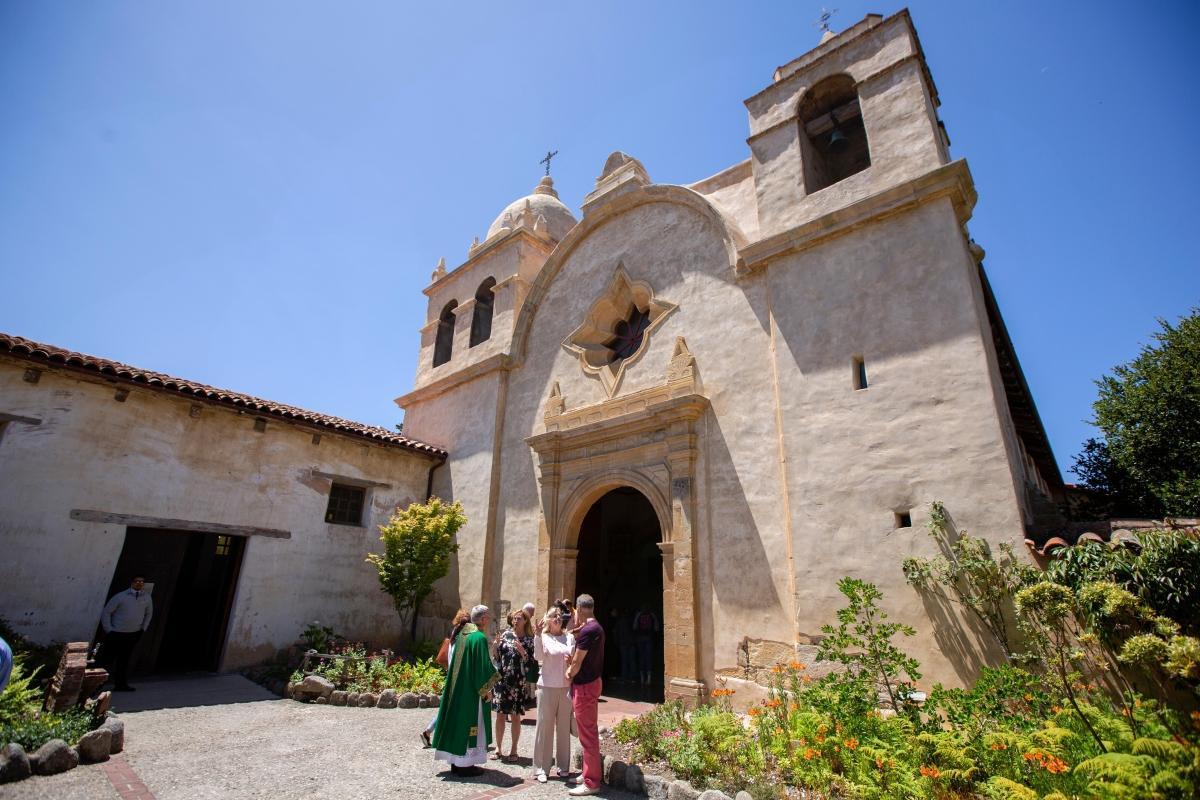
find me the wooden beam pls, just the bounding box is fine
[70,509,291,539]
[0,412,42,425]
[308,469,391,489]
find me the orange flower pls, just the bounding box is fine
[765,699,783,708]
[790,661,807,670]
[771,664,784,674]
[1051,705,1063,714]
[1044,757,1069,774]
[989,742,1008,751]
[802,675,813,684]
[919,765,940,779]
[1022,751,1039,762]
[815,734,826,744]
[875,756,886,771]
[844,738,859,750]
[748,707,761,717]
[711,688,736,698]
[790,703,800,711]
[1023,694,1033,702]
[803,748,819,760]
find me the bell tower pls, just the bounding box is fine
[744,11,952,237]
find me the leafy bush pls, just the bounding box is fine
[0,707,97,751]
[0,657,43,728]
[297,647,444,695]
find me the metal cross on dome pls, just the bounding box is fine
[540,149,559,176]
[814,7,837,32]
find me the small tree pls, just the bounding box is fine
[366,497,465,642]
[1073,308,1200,517]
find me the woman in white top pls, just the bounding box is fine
[532,608,575,782]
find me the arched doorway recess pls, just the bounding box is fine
[574,487,664,701]
[526,344,708,703]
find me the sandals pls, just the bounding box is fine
[502,752,519,763]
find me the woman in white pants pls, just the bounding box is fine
[532,608,575,782]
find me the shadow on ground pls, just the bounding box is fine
[111,673,278,713]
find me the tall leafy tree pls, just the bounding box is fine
[1073,309,1200,517]
[366,497,465,642]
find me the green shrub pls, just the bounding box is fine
[0,707,97,751]
[0,657,43,728]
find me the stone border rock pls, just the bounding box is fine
[0,715,125,785]
[286,676,440,710]
[581,750,762,800]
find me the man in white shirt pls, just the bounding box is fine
[100,576,153,691]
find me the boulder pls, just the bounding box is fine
[314,696,328,704]
[358,693,377,708]
[417,695,429,708]
[604,758,627,787]
[572,747,583,770]
[624,763,645,794]
[427,693,440,708]
[0,743,31,784]
[286,681,298,697]
[643,774,669,800]
[77,729,112,763]
[735,793,754,800]
[346,693,361,706]
[377,689,398,709]
[294,674,335,701]
[31,739,78,775]
[102,717,125,754]
[92,691,112,717]
[330,691,348,706]
[398,692,419,709]
[698,791,733,800]
[669,780,701,800]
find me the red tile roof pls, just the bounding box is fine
[0,333,445,458]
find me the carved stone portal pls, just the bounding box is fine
[527,343,707,703]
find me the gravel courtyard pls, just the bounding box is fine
[0,675,644,800]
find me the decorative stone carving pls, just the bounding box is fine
[544,382,565,421]
[583,152,652,216]
[561,264,678,398]
[431,257,446,283]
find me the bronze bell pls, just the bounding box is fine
[829,124,848,150]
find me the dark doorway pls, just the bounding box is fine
[574,487,664,702]
[102,528,246,675]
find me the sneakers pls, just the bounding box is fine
[535,770,547,783]
[567,786,598,796]
[420,729,432,748]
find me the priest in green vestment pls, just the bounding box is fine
[432,604,499,776]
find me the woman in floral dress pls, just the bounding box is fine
[491,610,534,762]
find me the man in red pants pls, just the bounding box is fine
[564,594,605,796]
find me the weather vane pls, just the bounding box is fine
[814,7,837,33]
[540,149,559,176]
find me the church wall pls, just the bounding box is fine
[399,371,502,633]
[765,196,1028,686]
[494,198,799,677]
[0,361,434,668]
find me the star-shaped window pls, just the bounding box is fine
[561,265,677,397]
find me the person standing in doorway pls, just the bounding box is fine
[632,605,660,691]
[564,594,604,796]
[99,576,153,691]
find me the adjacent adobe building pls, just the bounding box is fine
[0,334,444,674]
[397,11,1064,700]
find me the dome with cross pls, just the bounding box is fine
[485,176,578,244]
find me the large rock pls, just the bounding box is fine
[31,739,78,775]
[77,729,112,763]
[398,692,419,709]
[427,693,440,708]
[604,758,627,787]
[417,695,429,708]
[735,793,754,800]
[698,791,733,800]
[378,689,398,709]
[102,717,125,754]
[0,743,31,784]
[643,774,670,800]
[669,780,701,800]
[346,692,361,706]
[330,691,348,706]
[314,696,328,704]
[294,674,335,701]
[358,693,377,708]
[625,763,645,794]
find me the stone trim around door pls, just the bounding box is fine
[526,338,708,703]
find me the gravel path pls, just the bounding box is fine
[0,675,643,800]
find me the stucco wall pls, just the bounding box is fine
[0,362,434,669]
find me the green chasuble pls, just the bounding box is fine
[431,625,499,757]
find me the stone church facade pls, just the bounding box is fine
[398,11,1063,700]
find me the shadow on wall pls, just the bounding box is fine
[702,407,786,621]
[908,508,1010,685]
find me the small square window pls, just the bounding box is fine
[895,511,912,529]
[215,535,232,556]
[326,483,366,526]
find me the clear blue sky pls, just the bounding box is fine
[2,1,1197,479]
